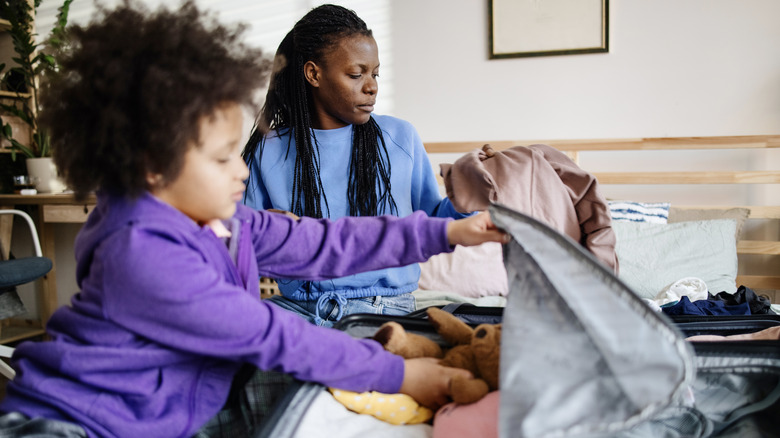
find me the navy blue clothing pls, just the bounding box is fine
[661,296,751,316]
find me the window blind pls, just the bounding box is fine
[35,0,394,113]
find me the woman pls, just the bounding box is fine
[243,4,469,327]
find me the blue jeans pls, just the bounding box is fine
[266,293,416,328]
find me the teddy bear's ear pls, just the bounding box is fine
[427,308,474,346]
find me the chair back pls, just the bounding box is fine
[0,209,52,380]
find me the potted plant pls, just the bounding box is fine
[0,0,72,193]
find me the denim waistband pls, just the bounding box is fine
[314,292,348,326]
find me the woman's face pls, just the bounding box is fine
[305,34,379,130]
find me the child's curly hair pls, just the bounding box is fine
[44,0,271,200]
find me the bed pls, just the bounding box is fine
[416,135,780,312]
[257,135,780,438]
[260,135,780,310]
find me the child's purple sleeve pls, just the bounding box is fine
[99,223,407,393]
[243,206,454,280]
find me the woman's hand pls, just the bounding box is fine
[447,211,509,247]
[399,357,473,410]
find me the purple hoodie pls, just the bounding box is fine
[0,192,453,437]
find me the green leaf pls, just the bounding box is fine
[10,139,34,159]
[0,106,30,123]
[38,130,50,157]
[0,0,71,158]
[2,107,23,120]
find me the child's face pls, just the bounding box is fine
[307,34,379,130]
[151,103,249,224]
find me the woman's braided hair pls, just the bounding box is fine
[242,4,397,218]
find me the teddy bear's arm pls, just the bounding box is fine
[426,308,475,345]
[450,377,491,405]
[374,321,444,359]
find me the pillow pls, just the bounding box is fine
[418,242,507,298]
[667,207,750,240]
[613,219,738,299]
[608,201,670,224]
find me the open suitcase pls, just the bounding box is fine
[256,205,780,438]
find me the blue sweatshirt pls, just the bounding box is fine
[244,114,467,300]
[0,192,453,438]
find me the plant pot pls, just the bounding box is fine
[25,157,66,194]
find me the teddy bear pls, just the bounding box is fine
[372,307,501,405]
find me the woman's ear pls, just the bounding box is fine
[304,60,320,87]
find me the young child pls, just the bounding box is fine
[242,4,473,327]
[0,2,507,437]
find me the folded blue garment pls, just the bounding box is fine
[661,296,751,316]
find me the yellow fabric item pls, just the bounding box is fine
[328,388,434,425]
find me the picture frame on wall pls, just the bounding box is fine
[489,0,609,59]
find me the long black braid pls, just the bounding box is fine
[242,4,397,218]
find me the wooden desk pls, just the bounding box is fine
[0,194,96,343]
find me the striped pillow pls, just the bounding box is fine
[608,201,670,224]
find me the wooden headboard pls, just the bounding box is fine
[424,135,780,301]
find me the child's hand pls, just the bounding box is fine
[447,211,509,247]
[399,357,473,410]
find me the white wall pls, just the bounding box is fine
[25,0,780,311]
[385,0,780,209]
[38,0,780,139]
[391,0,780,141]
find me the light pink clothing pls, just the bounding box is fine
[441,144,619,273]
[433,391,500,438]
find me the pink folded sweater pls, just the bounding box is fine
[441,144,619,273]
